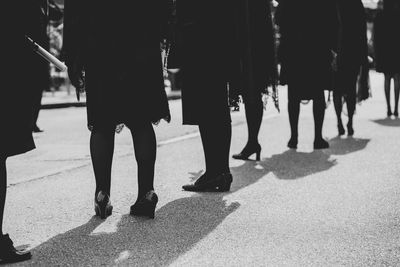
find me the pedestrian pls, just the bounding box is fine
[276,0,339,149]
[174,0,236,192]
[28,0,63,133]
[374,0,400,117]
[232,0,278,161]
[0,2,38,264]
[333,0,369,136]
[63,0,172,219]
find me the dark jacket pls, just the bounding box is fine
[276,0,339,99]
[63,0,172,126]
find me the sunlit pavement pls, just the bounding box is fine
[4,71,400,266]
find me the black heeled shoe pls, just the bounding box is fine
[387,110,393,117]
[314,138,329,149]
[232,143,261,161]
[130,190,158,219]
[94,191,113,219]
[287,137,298,149]
[182,172,233,192]
[394,110,399,117]
[338,123,345,136]
[347,123,354,136]
[0,234,31,264]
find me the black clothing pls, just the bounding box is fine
[63,0,171,129]
[334,0,368,95]
[232,0,278,103]
[174,0,235,125]
[0,3,37,158]
[276,0,339,100]
[374,7,400,75]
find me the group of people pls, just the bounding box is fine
[0,0,399,263]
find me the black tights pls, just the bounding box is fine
[90,122,156,201]
[333,88,356,127]
[0,158,6,236]
[288,90,326,141]
[199,121,232,176]
[244,98,263,147]
[384,74,400,113]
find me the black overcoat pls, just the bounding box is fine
[334,0,368,94]
[174,0,277,125]
[1,2,37,157]
[63,0,171,129]
[276,0,339,100]
[374,6,400,75]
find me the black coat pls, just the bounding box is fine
[374,7,400,74]
[276,0,339,100]
[63,0,171,128]
[174,0,277,125]
[334,0,369,95]
[1,2,41,157]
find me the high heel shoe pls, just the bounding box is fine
[394,110,399,117]
[94,191,113,219]
[0,234,31,264]
[130,190,158,219]
[182,172,233,192]
[232,143,261,161]
[338,123,345,136]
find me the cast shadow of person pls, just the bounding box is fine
[21,188,240,265]
[232,136,370,183]
[371,117,400,127]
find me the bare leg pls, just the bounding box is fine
[90,128,115,197]
[384,74,392,116]
[346,87,357,136]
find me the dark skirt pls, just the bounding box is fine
[84,44,171,131]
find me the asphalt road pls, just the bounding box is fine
[3,71,400,266]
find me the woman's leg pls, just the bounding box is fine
[90,128,115,197]
[333,91,345,135]
[345,85,357,136]
[199,121,232,176]
[393,73,400,116]
[129,122,157,200]
[0,157,6,236]
[384,74,392,116]
[313,91,329,148]
[288,89,300,147]
[244,98,263,147]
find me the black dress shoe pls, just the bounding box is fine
[0,234,31,264]
[287,137,298,149]
[182,172,233,192]
[94,191,113,219]
[232,143,261,161]
[32,125,43,133]
[314,138,329,149]
[130,190,158,219]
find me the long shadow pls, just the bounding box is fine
[372,117,400,127]
[16,137,370,266]
[326,136,370,156]
[22,197,239,266]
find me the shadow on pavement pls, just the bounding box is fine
[372,117,400,127]
[23,197,239,266]
[327,136,370,156]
